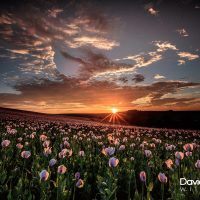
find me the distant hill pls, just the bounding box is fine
[124,110,200,130]
[0,107,200,130]
[0,107,100,124]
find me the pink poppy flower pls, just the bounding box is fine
[40,170,49,181]
[49,158,57,167]
[165,159,173,169]
[16,143,23,149]
[139,171,146,182]
[1,140,10,148]
[195,160,200,168]
[158,173,167,183]
[144,150,152,158]
[76,179,84,188]
[21,151,31,158]
[109,157,119,168]
[175,151,184,160]
[183,143,193,152]
[57,165,67,174]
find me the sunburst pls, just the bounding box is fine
[101,107,127,125]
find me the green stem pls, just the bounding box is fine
[141,183,144,200]
[111,168,117,200]
[22,160,25,197]
[73,182,76,200]
[128,170,132,200]
[161,183,164,200]
[134,170,137,190]
[57,175,59,200]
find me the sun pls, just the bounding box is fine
[101,107,126,124]
[111,107,118,114]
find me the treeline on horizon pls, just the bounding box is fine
[124,110,200,130]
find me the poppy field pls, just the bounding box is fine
[0,116,200,200]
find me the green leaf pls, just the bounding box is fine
[0,171,7,184]
[134,189,140,200]
[7,190,12,200]
[148,182,154,192]
[104,188,111,195]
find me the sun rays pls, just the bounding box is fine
[101,108,127,124]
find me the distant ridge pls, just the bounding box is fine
[0,107,48,115]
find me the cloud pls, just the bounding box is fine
[8,49,29,55]
[61,51,87,65]
[116,41,197,72]
[0,78,199,113]
[117,74,145,85]
[61,50,133,79]
[177,52,199,60]
[144,4,159,16]
[67,36,119,50]
[0,14,13,24]
[151,97,197,107]
[122,51,162,68]
[0,2,199,112]
[145,81,200,99]
[177,59,186,65]
[0,1,120,88]
[176,28,189,37]
[131,95,152,105]
[131,81,200,108]
[154,74,165,79]
[148,8,159,16]
[132,74,145,83]
[153,41,178,52]
[63,5,119,49]
[118,77,128,83]
[116,40,178,70]
[0,11,63,83]
[69,8,113,34]
[48,8,63,18]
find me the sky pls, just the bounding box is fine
[0,0,200,113]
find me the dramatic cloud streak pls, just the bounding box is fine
[0,78,199,113]
[154,41,178,52]
[177,52,199,60]
[67,36,119,50]
[154,74,166,79]
[61,50,133,79]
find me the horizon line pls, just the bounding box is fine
[0,106,200,115]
